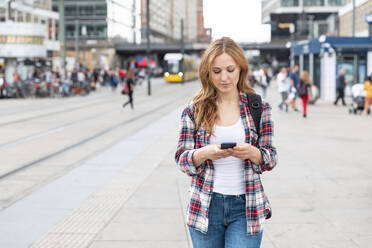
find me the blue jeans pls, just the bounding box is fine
[189,192,263,248]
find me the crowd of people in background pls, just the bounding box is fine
[249,63,372,118]
[248,64,316,118]
[0,65,148,100]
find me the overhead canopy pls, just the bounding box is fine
[291,36,372,56]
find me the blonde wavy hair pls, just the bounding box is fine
[300,70,311,84]
[192,37,255,134]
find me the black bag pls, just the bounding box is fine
[298,82,308,97]
[247,93,262,135]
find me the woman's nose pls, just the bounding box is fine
[221,70,228,81]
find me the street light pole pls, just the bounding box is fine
[74,19,79,69]
[58,0,66,73]
[352,0,355,37]
[180,18,184,84]
[146,0,151,96]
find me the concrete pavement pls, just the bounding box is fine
[1,83,372,247]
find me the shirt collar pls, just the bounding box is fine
[239,91,248,105]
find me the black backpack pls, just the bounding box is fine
[247,93,262,135]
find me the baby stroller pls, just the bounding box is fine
[348,83,370,115]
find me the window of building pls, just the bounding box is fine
[86,25,96,37]
[65,5,77,17]
[304,0,324,6]
[96,24,107,37]
[95,4,107,16]
[327,0,346,6]
[16,11,23,22]
[79,5,94,16]
[318,23,328,35]
[281,0,299,7]
[0,8,5,22]
[26,13,31,22]
[66,25,76,38]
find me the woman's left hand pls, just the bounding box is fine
[232,143,264,165]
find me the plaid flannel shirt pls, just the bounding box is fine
[175,92,277,235]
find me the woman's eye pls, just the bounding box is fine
[213,71,221,74]
[228,69,235,73]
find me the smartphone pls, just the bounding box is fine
[221,142,237,149]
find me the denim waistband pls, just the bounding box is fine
[213,192,245,198]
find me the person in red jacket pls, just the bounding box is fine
[298,70,312,118]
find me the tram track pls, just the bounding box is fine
[0,83,161,127]
[0,83,181,149]
[0,86,193,181]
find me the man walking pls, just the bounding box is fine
[288,65,300,111]
[334,68,347,106]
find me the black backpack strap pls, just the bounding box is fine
[247,93,262,135]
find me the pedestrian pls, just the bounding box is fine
[334,68,347,106]
[122,69,135,109]
[288,65,300,111]
[259,67,269,99]
[277,67,289,112]
[175,37,277,248]
[363,75,372,115]
[298,70,311,118]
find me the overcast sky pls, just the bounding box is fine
[203,0,271,43]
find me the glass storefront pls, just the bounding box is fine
[303,54,309,72]
[337,54,367,85]
[313,54,321,91]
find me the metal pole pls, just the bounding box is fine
[7,0,14,21]
[180,18,184,84]
[58,0,66,73]
[75,19,79,69]
[132,0,136,44]
[146,0,151,95]
[352,0,355,37]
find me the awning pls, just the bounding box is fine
[291,36,372,56]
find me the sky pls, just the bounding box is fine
[203,0,271,43]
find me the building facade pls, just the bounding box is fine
[339,0,372,37]
[52,0,140,70]
[52,0,138,42]
[0,0,59,83]
[140,0,206,44]
[262,0,347,42]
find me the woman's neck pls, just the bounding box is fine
[217,89,240,104]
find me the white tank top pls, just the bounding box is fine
[210,118,246,195]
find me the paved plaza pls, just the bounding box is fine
[0,81,371,248]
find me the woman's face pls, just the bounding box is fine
[210,52,240,95]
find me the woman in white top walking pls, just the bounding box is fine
[175,37,277,248]
[277,67,289,112]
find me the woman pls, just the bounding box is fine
[277,67,289,112]
[363,75,372,115]
[175,37,277,248]
[298,71,311,118]
[122,69,135,109]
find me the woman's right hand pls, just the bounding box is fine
[203,144,234,160]
[193,144,233,167]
